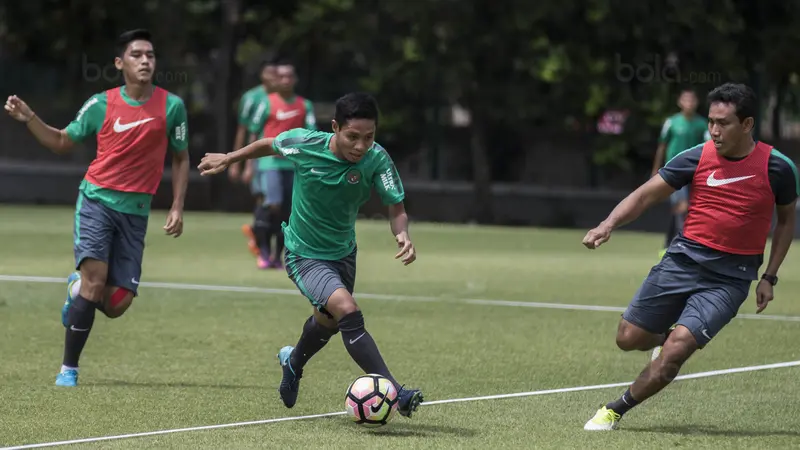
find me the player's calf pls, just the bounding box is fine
[327,289,402,390]
[277,314,339,408]
[100,287,134,318]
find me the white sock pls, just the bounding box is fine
[61,365,78,374]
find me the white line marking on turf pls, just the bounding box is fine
[4,360,799,450]
[2,274,800,322]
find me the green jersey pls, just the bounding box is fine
[272,128,405,260]
[659,113,710,164]
[65,86,189,216]
[249,94,316,171]
[237,85,269,127]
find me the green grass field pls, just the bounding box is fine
[1,205,800,449]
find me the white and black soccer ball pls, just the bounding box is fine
[345,374,398,428]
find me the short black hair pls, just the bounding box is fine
[707,83,758,123]
[116,29,153,57]
[260,58,278,72]
[679,88,697,97]
[334,92,379,127]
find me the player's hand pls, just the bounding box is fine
[755,279,774,314]
[164,208,184,238]
[5,95,35,122]
[198,153,231,176]
[582,224,612,249]
[394,232,416,265]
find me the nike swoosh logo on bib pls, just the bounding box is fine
[113,117,155,133]
[706,170,755,187]
[276,110,301,121]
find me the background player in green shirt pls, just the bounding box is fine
[198,92,424,418]
[228,60,277,258]
[247,61,317,269]
[651,89,710,256]
[5,29,189,387]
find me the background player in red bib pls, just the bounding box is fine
[247,60,316,269]
[4,29,190,387]
[580,83,799,431]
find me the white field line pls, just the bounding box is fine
[1,274,799,322]
[4,359,800,450]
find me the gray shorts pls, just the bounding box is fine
[73,193,148,296]
[284,248,357,317]
[623,252,751,347]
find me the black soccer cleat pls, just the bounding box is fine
[277,346,302,408]
[396,386,424,418]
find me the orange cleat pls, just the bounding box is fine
[241,224,259,257]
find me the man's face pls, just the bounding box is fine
[261,65,278,91]
[708,102,752,156]
[115,40,155,84]
[333,118,376,163]
[678,91,698,113]
[275,65,297,94]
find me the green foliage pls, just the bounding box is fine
[5,0,800,170]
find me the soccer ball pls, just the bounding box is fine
[345,374,398,427]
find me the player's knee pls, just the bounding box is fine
[615,320,652,351]
[78,262,108,301]
[325,288,359,321]
[660,326,697,363]
[101,287,134,318]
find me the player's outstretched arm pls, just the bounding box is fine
[5,96,74,154]
[388,202,416,265]
[198,137,276,176]
[583,175,675,249]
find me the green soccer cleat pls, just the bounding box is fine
[584,406,621,431]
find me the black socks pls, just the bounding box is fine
[63,294,96,368]
[253,205,270,259]
[290,316,338,371]
[338,311,398,388]
[606,388,640,416]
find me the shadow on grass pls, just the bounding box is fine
[360,421,477,438]
[625,424,800,438]
[89,379,263,390]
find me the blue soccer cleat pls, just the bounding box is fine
[396,386,424,418]
[277,346,302,408]
[62,272,81,328]
[55,369,78,387]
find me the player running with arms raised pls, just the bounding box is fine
[198,92,424,418]
[581,83,798,430]
[4,29,190,387]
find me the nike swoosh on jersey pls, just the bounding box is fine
[113,117,155,133]
[275,110,301,121]
[706,171,755,187]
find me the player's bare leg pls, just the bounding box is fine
[615,319,669,353]
[585,325,696,430]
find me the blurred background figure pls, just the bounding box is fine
[1,0,799,245]
[651,89,710,257]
